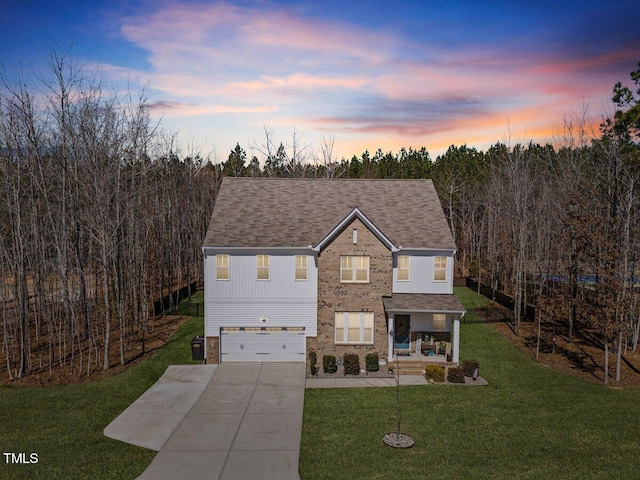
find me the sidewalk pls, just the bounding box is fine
[305,375,428,388]
[305,374,488,388]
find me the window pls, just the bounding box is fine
[335,312,374,344]
[257,255,270,280]
[433,313,446,331]
[397,255,410,281]
[295,255,308,281]
[340,256,369,283]
[434,256,447,282]
[216,254,229,280]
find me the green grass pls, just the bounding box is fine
[0,299,204,480]
[299,287,640,479]
[175,291,205,318]
[454,286,491,322]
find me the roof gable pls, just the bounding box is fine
[313,207,397,253]
[203,178,455,250]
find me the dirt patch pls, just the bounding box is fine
[479,303,640,388]
[0,314,192,387]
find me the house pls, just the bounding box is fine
[202,177,465,367]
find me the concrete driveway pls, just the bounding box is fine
[105,363,306,480]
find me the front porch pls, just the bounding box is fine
[382,293,466,366]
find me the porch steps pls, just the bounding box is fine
[391,360,450,375]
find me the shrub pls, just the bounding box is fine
[323,355,337,374]
[462,359,480,377]
[424,364,445,382]
[343,353,360,375]
[365,353,379,372]
[447,366,465,384]
[309,350,318,375]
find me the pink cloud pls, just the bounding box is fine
[120,2,394,72]
[239,11,393,65]
[230,73,369,92]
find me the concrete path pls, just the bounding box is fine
[105,363,305,480]
[305,375,428,388]
[305,374,487,388]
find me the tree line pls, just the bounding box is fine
[0,53,220,379]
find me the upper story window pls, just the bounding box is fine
[257,255,270,280]
[434,256,447,282]
[216,254,229,280]
[340,256,369,283]
[397,255,410,281]
[295,255,308,281]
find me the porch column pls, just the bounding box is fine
[387,315,394,363]
[452,317,460,364]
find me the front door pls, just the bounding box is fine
[394,315,411,351]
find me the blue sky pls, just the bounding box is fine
[1,0,639,161]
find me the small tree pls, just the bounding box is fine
[383,338,414,448]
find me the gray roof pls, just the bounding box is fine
[382,294,466,313]
[203,178,455,250]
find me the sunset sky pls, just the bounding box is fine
[1,0,639,161]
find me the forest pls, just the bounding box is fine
[1,53,639,384]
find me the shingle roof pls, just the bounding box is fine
[203,178,455,250]
[382,294,465,313]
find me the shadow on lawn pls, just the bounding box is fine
[480,301,608,382]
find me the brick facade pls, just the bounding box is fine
[206,336,219,364]
[306,218,392,368]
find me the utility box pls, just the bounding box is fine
[191,336,205,361]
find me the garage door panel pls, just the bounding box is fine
[220,328,305,363]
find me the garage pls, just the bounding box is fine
[220,327,306,363]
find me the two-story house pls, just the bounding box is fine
[202,177,465,367]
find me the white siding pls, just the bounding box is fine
[392,254,454,294]
[204,251,318,339]
[407,312,452,332]
[206,300,317,337]
[207,253,317,298]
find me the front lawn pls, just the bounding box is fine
[0,295,204,480]
[299,288,640,479]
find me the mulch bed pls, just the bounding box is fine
[308,365,394,379]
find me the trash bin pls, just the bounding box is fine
[191,336,204,361]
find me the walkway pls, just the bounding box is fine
[305,374,487,388]
[305,375,428,388]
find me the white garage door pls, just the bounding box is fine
[220,327,306,363]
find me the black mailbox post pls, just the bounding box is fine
[191,336,205,361]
